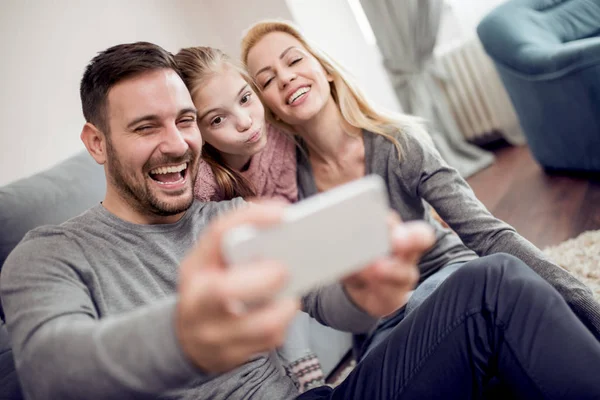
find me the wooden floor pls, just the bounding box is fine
[466,144,600,249]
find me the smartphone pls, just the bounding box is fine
[221,175,391,298]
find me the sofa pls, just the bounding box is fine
[477,0,600,172]
[0,151,351,398]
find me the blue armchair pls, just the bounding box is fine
[477,0,600,172]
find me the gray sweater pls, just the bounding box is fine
[0,200,377,400]
[297,130,600,339]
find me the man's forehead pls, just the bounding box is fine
[107,69,194,121]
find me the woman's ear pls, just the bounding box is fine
[80,122,108,165]
[324,66,334,82]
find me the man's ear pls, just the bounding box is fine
[80,122,107,165]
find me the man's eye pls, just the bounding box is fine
[241,93,252,104]
[179,117,196,126]
[135,125,152,132]
[210,116,224,126]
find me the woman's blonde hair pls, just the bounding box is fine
[240,20,432,160]
[174,46,255,200]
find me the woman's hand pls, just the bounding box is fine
[342,215,435,318]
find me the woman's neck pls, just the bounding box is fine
[293,98,362,164]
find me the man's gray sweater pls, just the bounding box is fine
[0,200,377,399]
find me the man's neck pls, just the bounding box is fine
[102,187,186,225]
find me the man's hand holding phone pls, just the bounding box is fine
[174,176,435,375]
[176,203,299,374]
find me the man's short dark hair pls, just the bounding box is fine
[80,42,181,134]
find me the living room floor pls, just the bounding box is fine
[466,143,600,249]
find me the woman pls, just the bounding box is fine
[239,20,600,398]
[174,46,324,392]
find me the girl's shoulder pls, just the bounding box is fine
[193,160,222,202]
[260,124,296,163]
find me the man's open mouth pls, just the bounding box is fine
[148,162,188,185]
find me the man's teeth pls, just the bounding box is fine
[150,163,187,175]
[287,87,310,104]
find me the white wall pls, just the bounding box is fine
[200,0,294,59]
[8,0,421,186]
[286,0,402,114]
[0,0,294,186]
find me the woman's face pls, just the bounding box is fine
[193,66,267,169]
[246,31,333,127]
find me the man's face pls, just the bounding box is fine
[104,69,202,219]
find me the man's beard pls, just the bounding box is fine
[105,139,198,217]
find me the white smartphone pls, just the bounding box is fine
[222,174,391,298]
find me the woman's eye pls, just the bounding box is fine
[262,77,274,89]
[240,93,252,104]
[290,57,302,66]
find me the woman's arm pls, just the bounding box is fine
[301,283,378,334]
[396,131,600,339]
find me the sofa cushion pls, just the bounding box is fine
[0,151,105,318]
[0,322,22,400]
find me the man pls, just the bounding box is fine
[0,42,431,399]
[3,42,599,400]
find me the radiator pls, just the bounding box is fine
[434,38,524,145]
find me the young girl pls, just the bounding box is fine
[238,20,600,394]
[174,46,325,392]
[174,47,297,204]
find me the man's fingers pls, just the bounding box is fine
[229,298,300,348]
[191,203,287,267]
[386,211,402,231]
[210,298,299,368]
[180,261,289,317]
[246,197,290,207]
[221,261,290,304]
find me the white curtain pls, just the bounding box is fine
[359,0,494,178]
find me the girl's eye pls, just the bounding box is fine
[210,116,224,126]
[240,92,252,104]
[290,57,302,66]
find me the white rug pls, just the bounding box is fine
[543,230,600,301]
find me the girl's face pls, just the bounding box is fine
[193,66,267,169]
[246,31,334,127]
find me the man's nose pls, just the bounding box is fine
[160,124,188,155]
